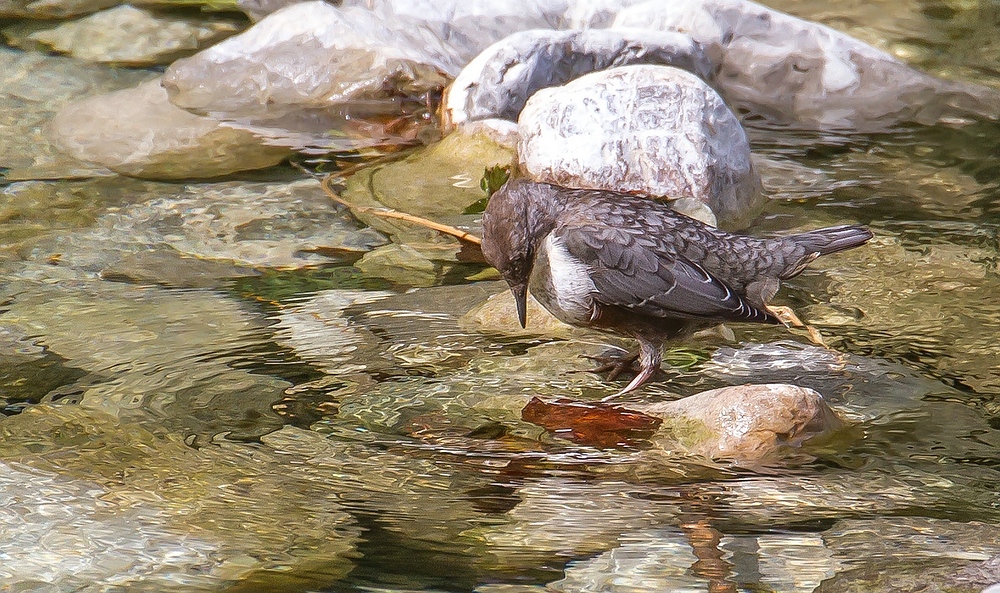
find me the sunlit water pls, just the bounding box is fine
[2,1,1000,592]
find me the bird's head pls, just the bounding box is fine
[481,178,544,329]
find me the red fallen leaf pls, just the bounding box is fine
[521,397,663,449]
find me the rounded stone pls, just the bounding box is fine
[639,383,846,463]
[517,64,764,229]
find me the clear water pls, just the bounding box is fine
[2,1,1000,592]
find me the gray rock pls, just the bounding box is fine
[518,64,764,228]
[49,79,293,179]
[3,5,241,66]
[161,0,660,153]
[613,0,1000,130]
[637,383,845,463]
[443,28,713,130]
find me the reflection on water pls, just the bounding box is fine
[3,1,1000,592]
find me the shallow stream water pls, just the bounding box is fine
[2,1,1000,592]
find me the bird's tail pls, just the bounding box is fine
[780,225,873,279]
[787,225,874,256]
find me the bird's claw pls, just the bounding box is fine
[578,350,640,381]
[766,305,828,348]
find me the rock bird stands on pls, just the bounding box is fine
[481,178,873,397]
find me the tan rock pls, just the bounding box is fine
[461,285,574,337]
[639,383,845,463]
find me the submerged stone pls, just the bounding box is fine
[3,5,242,66]
[460,284,575,338]
[517,65,764,229]
[0,47,152,174]
[0,406,359,591]
[0,280,288,439]
[273,288,393,375]
[49,78,292,179]
[355,243,447,287]
[13,177,387,283]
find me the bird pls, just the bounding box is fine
[480,178,873,398]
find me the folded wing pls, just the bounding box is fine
[557,223,778,324]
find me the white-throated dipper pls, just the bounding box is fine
[480,178,873,397]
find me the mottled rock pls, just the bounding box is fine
[443,28,712,131]
[49,78,291,179]
[638,383,845,463]
[3,5,241,66]
[517,65,764,229]
[613,0,999,130]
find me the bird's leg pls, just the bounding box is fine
[580,348,640,380]
[601,340,662,401]
[766,305,827,348]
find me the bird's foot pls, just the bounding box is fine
[579,348,640,381]
[766,305,828,348]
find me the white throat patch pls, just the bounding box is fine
[530,233,596,325]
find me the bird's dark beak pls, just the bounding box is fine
[511,283,528,328]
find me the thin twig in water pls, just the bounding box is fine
[319,173,482,245]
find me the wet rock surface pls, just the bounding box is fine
[0,47,153,175]
[11,177,387,281]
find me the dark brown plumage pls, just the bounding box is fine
[480,178,873,397]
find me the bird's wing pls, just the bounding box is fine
[556,223,777,323]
